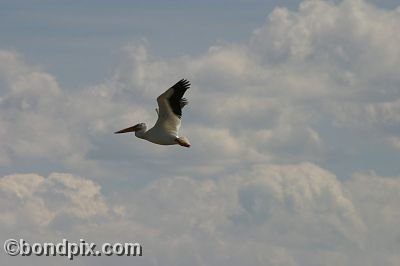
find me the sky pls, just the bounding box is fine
[1,0,400,265]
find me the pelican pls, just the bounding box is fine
[115,79,191,147]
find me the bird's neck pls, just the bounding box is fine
[135,130,147,139]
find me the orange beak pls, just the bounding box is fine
[114,124,140,134]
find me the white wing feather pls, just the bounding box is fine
[152,87,181,136]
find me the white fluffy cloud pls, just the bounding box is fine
[108,0,400,166]
[1,163,399,265]
[0,51,88,165]
[0,173,113,229]
[1,0,398,173]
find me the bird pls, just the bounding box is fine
[115,79,191,148]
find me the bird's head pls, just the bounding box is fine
[114,123,147,134]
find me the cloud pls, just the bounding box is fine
[0,51,87,165]
[86,163,398,265]
[1,163,400,265]
[1,0,399,172]
[2,0,398,175]
[129,163,366,246]
[247,0,400,152]
[346,172,400,242]
[107,0,400,168]
[0,173,114,230]
[0,50,153,176]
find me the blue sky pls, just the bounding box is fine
[1,0,397,88]
[1,1,400,265]
[1,0,304,87]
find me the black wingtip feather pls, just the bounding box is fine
[169,79,191,118]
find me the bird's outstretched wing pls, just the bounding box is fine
[153,79,190,135]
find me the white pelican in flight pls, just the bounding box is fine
[115,79,191,148]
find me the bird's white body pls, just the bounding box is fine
[138,124,180,145]
[115,79,191,148]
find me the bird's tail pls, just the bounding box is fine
[176,136,191,147]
